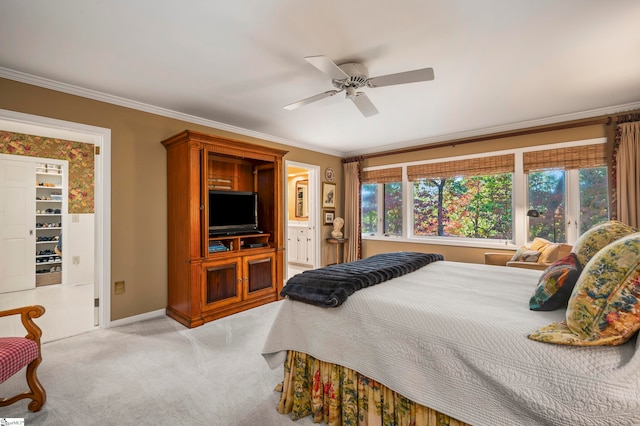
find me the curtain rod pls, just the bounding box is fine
[342,156,364,163]
[616,112,640,124]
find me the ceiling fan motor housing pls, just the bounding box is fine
[332,63,369,89]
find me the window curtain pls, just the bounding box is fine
[343,158,362,261]
[612,119,640,227]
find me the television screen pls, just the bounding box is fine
[208,190,258,234]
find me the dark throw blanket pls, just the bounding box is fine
[281,251,443,307]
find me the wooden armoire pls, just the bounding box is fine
[161,130,287,328]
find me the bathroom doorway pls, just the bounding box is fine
[286,161,320,279]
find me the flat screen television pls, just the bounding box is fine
[208,190,259,235]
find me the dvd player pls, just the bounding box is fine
[245,243,267,248]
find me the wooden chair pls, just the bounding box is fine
[0,305,46,412]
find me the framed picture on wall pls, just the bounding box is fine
[323,210,335,226]
[322,182,336,208]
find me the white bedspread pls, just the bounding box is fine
[262,261,640,426]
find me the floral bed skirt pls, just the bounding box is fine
[276,350,471,426]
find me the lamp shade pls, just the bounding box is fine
[526,209,540,217]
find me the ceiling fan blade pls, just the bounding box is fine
[367,67,435,88]
[283,90,340,110]
[304,55,349,81]
[351,92,379,117]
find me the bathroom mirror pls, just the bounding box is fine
[295,180,308,218]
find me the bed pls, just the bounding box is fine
[262,241,640,425]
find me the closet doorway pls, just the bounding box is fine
[286,161,320,279]
[0,109,110,343]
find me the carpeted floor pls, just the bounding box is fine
[0,300,316,425]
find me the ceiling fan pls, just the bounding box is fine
[283,55,435,117]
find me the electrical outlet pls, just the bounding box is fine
[72,256,80,265]
[114,281,125,295]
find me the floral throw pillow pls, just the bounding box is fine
[572,220,637,268]
[529,253,582,311]
[529,233,640,346]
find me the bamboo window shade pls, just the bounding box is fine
[407,154,515,181]
[523,144,606,172]
[361,167,402,184]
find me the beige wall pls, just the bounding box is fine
[362,240,514,264]
[361,124,608,260]
[0,78,343,320]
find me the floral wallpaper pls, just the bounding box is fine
[0,131,94,213]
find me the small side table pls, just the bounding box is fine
[326,238,348,265]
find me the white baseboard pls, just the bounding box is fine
[109,309,166,328]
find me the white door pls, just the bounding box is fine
[287,228,298,262]
[0,159,36,292]
[296,227,308,263]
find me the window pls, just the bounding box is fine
[413,174,512,239]
[361,141,610,246]
[527,166,609,243]
[384,182,402,236]
[360,182,402,236]
[525,145,609,243]
[361,183,378,234]
[408,154,514,240]
[361,167,403,237]
[579,167,609,233]
[528,170,566,242]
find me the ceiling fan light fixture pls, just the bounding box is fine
[284,55,434,117]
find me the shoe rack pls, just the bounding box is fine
[35,163,63,286]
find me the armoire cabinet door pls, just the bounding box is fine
[202,258,243,310]
[243,252,276,299]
